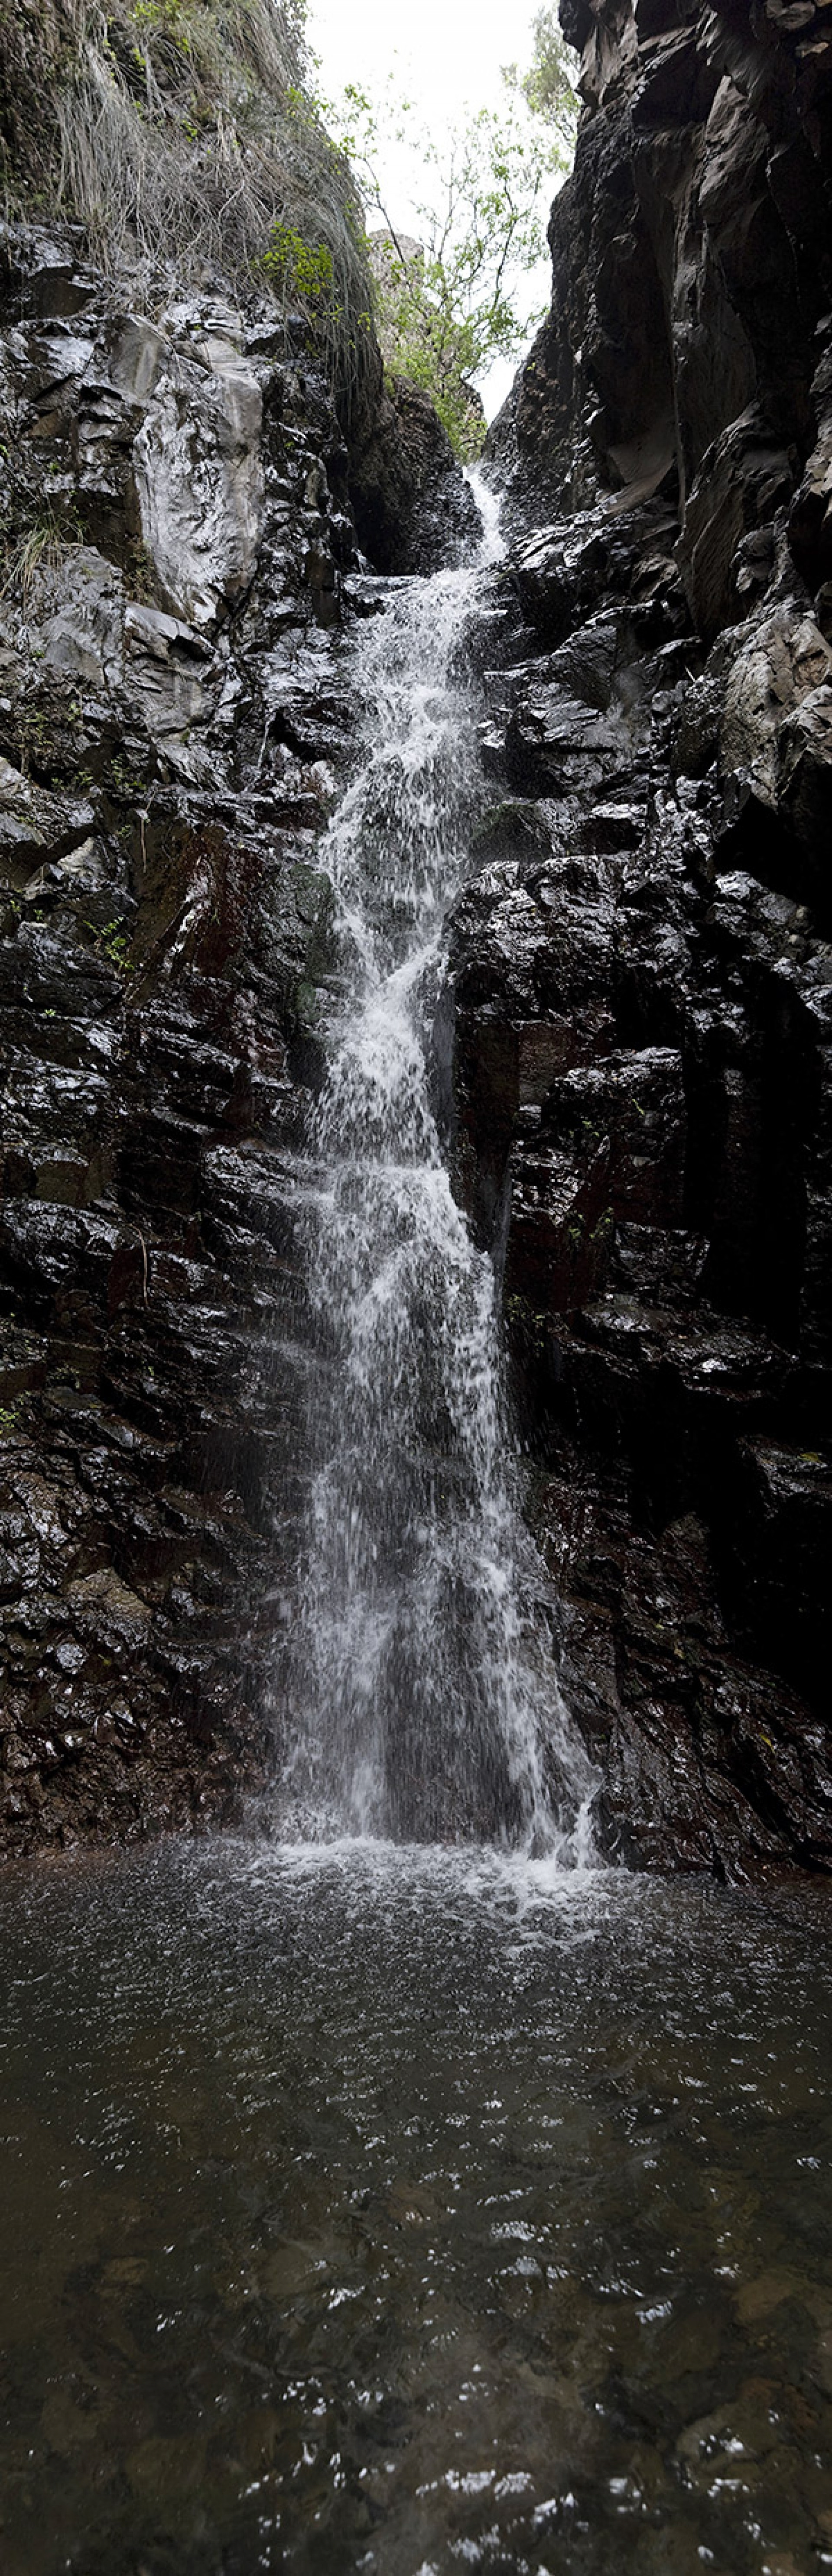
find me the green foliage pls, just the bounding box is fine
[326,56,575,460]
[85,919,134,974]
[513,4,579,137]
[0,1,374,411]
[130,0,188,28]
[263,220,335,306]
[107,756,148,802]
[370,234,488,459]
[504,1294,549,1359]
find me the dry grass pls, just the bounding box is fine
[0,509,68,605]
[0,0,375,411]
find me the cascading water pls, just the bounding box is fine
[278,477,595,1856]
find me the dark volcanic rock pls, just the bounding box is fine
[0,216,478,1855]
[458,0,832,1877]
[5,0,832,1886]
[349,370,481,574]
[0,260,341,1852]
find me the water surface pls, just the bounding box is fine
[1,1840,831,2575]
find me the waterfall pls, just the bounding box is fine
[277,477,595,1858]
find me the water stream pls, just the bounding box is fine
[279,479,592,1854]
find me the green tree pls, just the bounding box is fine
[513,5,580,138]
[327,60,575,462]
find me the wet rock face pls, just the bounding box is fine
[458,0,832,1877]
[349,371,482,575]
[0,223,472,1854]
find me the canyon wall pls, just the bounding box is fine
[3,0,832,1879]
[0,10,476,1854]
[456,0,832,1871]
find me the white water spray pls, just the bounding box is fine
[278,477,595,1858]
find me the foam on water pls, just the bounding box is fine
[277,475,595,1858]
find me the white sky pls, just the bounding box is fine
[306,0,555,420]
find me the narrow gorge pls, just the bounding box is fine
[1,0,830,1881]
[2,7,832,2573]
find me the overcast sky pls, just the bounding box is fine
[306,0,556,420]
[306,0,540,116]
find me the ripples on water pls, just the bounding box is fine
[1,1841,831,2575]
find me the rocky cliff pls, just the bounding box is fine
[0,3,477,1854]
[4,0,832,1882]
[456,0,832,1873]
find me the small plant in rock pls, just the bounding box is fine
[0,510,66,607]
[14,704,55,782]
[107,756,146,804]
[506,1298,549,1362]
[85,919,134,973]
[103,923,134,974]
[126,538,157,604]
[0,1403,19,1439]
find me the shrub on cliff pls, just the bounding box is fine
[0,0,374,406]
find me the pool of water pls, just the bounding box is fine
[1,1840,831,2576]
